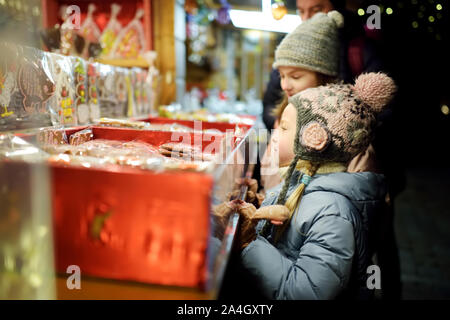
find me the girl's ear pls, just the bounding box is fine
[299,121,330,152]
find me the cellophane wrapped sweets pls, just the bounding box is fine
[0,43,56,131]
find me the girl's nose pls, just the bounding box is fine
[281,79,291,92]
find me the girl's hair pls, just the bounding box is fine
[273,158,320,243]
[271,73,337,122]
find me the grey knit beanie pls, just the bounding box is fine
[272,11,344,76]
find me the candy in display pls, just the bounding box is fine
[69,127,94,145]
[37,127,69,146]
[114,68,128,117]
[100,4,123,58]
[0,44,56,130]
[96,117,150,129]
[78,4,102,59]
[111,9,146,59]
[73,57,90,124]
[96,63,116,118]
[48,53,77,126]
[87,62,101,122]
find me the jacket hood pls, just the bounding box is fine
[305,171,387,203]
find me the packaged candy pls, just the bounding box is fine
[36,127,69,146]
[78,3,102,59]
[96,117,150,129]
[142,51,159,115]
[96,63,116,118]
[87,62,100,122]
[100,4,122,58]
[131,67,146,116]
[47,53,77,126]
[125,69,137,117]
[0,43,56,131]
[69,127,94,145]
[0,45,17,124]
[111,9,146,59]
[60,5,79,56]
[114,67,128,117]
[73,57,90,124]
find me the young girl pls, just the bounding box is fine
[261,11,343,190]
[231,72,396,299]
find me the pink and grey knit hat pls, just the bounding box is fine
[288,72,397,164]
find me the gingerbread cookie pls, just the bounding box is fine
[18,57,55,115]
[69,128,94,146]
[37,128,69,146]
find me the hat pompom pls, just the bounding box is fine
[327,10,344,29]
[353,72,396,113]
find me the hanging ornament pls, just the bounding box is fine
[60,5,76,55]
[79,4,101,43]
[100,4,122,58]
[78,3,102,58]
[216,0,231,25]
[111,9,146,59]
[272,0,287,20]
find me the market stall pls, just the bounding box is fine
[0,33,256,299]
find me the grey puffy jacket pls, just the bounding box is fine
[240,170,387,299]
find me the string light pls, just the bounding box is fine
[386,7,393,15]
[357,8,365,16]
[441,105,449,116]
[436,4,443,10]
[429,16,435,22]
[412,21,419,28]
